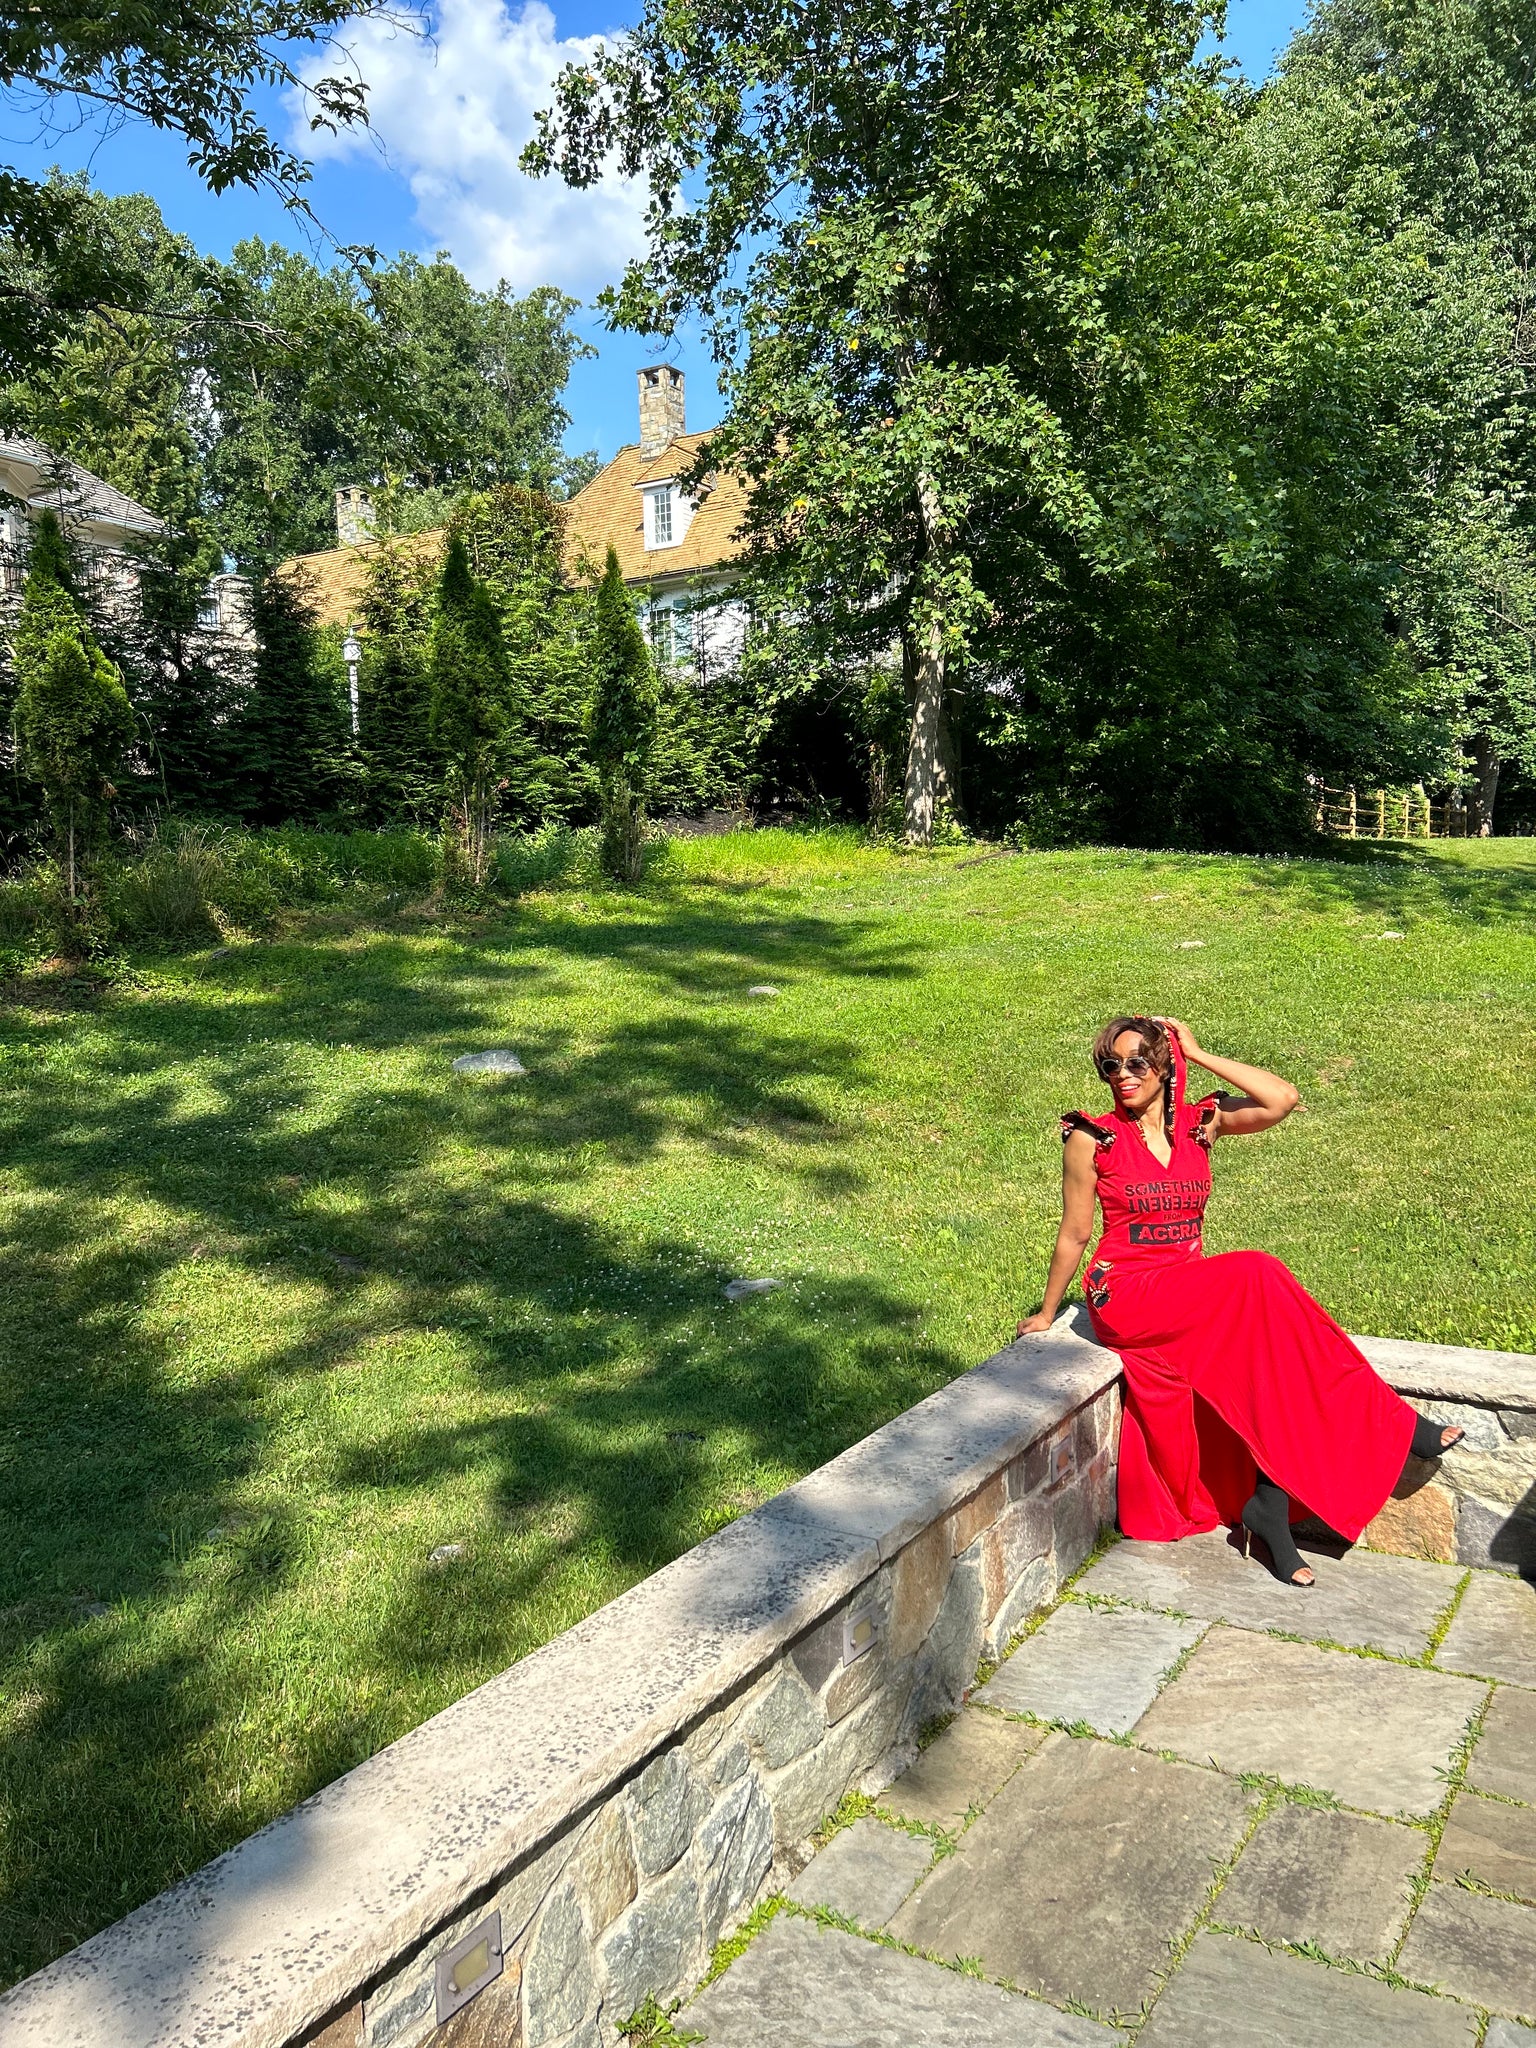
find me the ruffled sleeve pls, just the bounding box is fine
[1061,1111,1115,1148]
[1189,1092,1224,1147]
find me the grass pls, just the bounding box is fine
[2,827,1535,1988]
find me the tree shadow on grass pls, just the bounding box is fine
[0,893,942,1988]
[1236,841,1536,929]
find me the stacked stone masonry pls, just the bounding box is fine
[1349,1338,1536,1576]
[2,1319,1529,2048]
[345,1384,1119,2048]
[0,1314,1123,2048]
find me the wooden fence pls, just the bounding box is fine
[1313,786,1483,839]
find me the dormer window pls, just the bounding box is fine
[642,478,693,551]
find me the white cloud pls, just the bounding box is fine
[296,0,650,297]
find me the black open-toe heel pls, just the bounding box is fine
[1409,1412,1465,1461]
[1241,1473,1315,1588]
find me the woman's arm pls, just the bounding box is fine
[1157,1016,1300,1137]
[1017,1129,1099,1335]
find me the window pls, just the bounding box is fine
[197,593,222,632]
[650,596,692,668]
[652,486,673,546]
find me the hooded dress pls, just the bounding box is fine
[1065,1036,1416,1544]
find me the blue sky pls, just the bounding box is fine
[1,0,1310,468]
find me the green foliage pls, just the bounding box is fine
[199,244,590,565]
[616,1996,704,2046]
[1275,0,1536,829]
[527,0,1217,844]
[92,824,439,948]
[235,571,347,824]
[9,513,134,895]
[0,183,592,570]
[455,485,596,825]
[356,537,439,822]
[430,532,519,886]
[527,0,1536,847]
[587,546,659,879]
[0,0,388,384]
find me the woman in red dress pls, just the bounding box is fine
[1017,1016,1462,1586]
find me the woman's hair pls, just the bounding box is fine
[1091,1015,1171,1075]
[1092,1015,1176,1138]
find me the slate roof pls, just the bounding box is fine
[0,435,165,538]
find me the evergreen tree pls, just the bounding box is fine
[586,547,658,881]
[10,512,135,898]
[356,538,437,822]
[457,485,596,824]
[429,531,518,886]
[237,570,346,822]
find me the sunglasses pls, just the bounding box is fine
[1097,1054,1157,1079]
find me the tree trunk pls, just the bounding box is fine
[1470,735,1500,837]
[904,616,945,846]
[935,692,964,824]
[601,777,644,882]
[904,471,947,848]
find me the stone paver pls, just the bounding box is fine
[1439,1573,1536,1689]
[1213,1804,1425,1962]
[882,1709,1046,1831]
[1399,1884,1536,2020]
[716,1545,1536,2045]
[1137,1930,1477,2047]
[887,1734,1253,2016]
[974,1603,1205,1737]
[783,1817,932,1927]
[686,1912,1125,2045]
[1469,1687,1536,1805]
[1136,1629,1484,1817]
[1077,1530,1463,1660]
[1438,1790,1536,1902]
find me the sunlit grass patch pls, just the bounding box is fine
[0,830,1533,1985]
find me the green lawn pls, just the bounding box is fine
[2,829,1534,1986]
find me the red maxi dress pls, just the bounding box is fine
[1066,1041,1416,1544]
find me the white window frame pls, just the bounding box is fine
[651,485,673,546]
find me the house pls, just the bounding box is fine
[0,434,251,647]
[287,368,750,674]
[562,367,750,674]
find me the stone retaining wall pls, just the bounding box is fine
[0,1313,1123,2048]
[6,1322,1530,2048]
[1353,1337,1536,1575]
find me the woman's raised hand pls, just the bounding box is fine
[1154,1016,1203,1062]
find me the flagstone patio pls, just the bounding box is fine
[685,1532,1536,2045]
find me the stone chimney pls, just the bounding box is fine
[638,366,686,456]
[334,485,376,548]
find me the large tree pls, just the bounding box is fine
[0,0,397,384]
[527,0,1216,844]
[1270,0,1536,831]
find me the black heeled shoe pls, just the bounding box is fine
[1409,1412,1465,1462]
[1241,1475,1315,1588]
